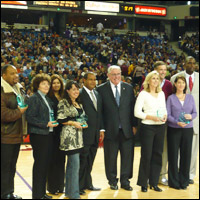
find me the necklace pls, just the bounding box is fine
[176,94,185,100]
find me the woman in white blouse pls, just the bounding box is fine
[134,70,167,192]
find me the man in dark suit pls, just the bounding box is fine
[97,65,137,191]
[79,72,103,195]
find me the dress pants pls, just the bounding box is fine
[167,127,193,188]
[30,133,53,199]
[104,129,134,186]
[1,143,21,198]
[137,124,165,187]
[79,144,98,190]
[47,132,65,193]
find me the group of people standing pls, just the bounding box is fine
[1,56,199,199]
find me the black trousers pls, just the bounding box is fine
[30,133,53,199]
[104,129,134,186]
[79,144,98,190]
[137,124,165,187]
[167,127,193,188]
[47,133,65,193]
[1,143,21,198]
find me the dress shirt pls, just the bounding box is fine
[185,71,195,90]
[38,90,53,132]
[110,81,121,98]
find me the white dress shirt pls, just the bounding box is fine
[185,71,195,89]
[110,81,121,98]
[83,86,97,102]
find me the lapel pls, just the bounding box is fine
[120,82,126,107]
[82,88,97,111]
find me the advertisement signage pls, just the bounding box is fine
[135,5,167,16]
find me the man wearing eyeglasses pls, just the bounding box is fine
[97,65,137,191]
[170,56,199,185]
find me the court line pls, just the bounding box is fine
[16,171,32,191]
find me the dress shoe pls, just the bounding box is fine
[79,190,86,195]
[87,186,101,191]
[48,191,59,195]
[2,194,22,199]
[150,185,162,192]
[110,184,118,190]
[141,186,148,192]
[159,178,168,186]
[121,185,133,191]
[181,186,187,190]
[189,179,194,184]
[44,194,52,199]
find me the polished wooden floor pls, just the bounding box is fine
[15,145,199,199]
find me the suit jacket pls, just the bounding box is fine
[26,92,54,135]
[97,81,137,140]
[80,88,102,145]
[170,71,199,134]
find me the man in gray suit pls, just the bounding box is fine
[170,56,199,184]
[97,65,137,191]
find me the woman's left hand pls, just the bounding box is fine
[161,115,167,122]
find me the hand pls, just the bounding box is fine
[177,122,188,128]
[152,116,162,122]
[184,114,192,120]
[72,122,83,129]
[132,127,137,135]
[99,131,105,143]
[18,106,28,114]
[161,115,167,122]
[47,121,59,128]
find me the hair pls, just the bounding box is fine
[107,65,121,74]
[64,80,81,105]
[172,75,187,94]
[83,71,96,80]
[143,70,162,93]
[154,61,167,70]
[47,74,64,99]
[31,73,51,93]
[1,64,16,75]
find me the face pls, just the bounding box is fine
[175,78,186,92]
[67,84,80,100]
[84,74,96,90]
[107,68,121,86]
[38,80,50,95]
[52,78,61,92]
[3,66,19,86]
[157,65,167,80]
[185,58,196,74]
[149,74,160,89]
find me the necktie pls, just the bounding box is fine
[115,85,120,106]
[189,76,193,91]
[90,91,97,110]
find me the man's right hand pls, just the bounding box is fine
[18,106,28,114]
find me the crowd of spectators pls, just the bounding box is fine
[1,26,199,97]
[179,32,199,62]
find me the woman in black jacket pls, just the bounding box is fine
[26,73,58,199]
[46,74,66,195]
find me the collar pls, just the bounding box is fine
[185,71,195,80]
[83,85,94,95]
[110,81,121,89]
[1,77,23,95]
[37,90,46,98]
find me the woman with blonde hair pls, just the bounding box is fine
[134,70,167,192]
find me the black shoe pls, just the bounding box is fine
[79,190,86,195]
[141,186,148,192]
[121,185,133,191]
[110,184,118,190]
[2,194,22,199]
[189,179,194,184]
[48,191,59,195]
[181,186,187,190]
[87,186,101,191]
[44,194,52,199]
[150,185,162,192]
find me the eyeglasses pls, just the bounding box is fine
[110,73,121,77]
[187,62,196,65]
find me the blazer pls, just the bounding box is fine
[80,88,102,145]
[26,92,54,135]
[167,94,197,129]
[170,71,199,134]
[97,81,137,140]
